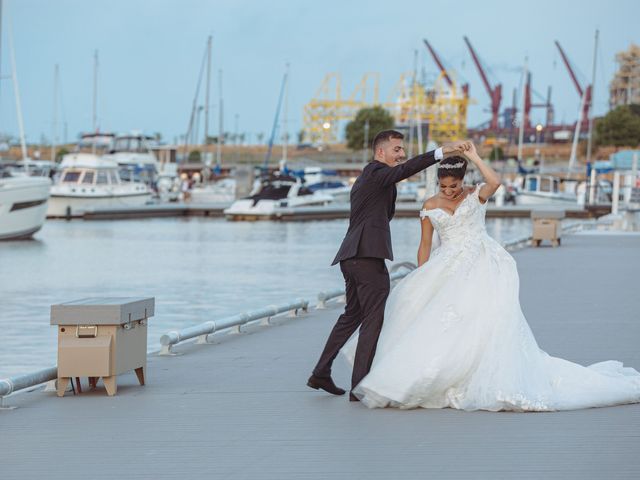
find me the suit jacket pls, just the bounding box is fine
[331,151,439,265]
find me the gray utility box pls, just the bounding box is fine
[531,210,565,247]
[50,297,154,397]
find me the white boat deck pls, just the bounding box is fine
[1,233,639,479]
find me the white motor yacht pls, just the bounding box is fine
[303,167,351,203]
[515,174,578,205]
[0,169,51,240]
[102,133,160,187]
[190,178,237,204]
[47,153,152,217]
[224,172,333,220]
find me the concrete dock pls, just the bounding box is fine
[1,232,639,479]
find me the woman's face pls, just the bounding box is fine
[439,176,463,199]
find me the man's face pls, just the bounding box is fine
[376,138,406,167]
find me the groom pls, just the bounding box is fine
[307,130,469,401]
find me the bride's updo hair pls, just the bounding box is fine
[437,156,467,180]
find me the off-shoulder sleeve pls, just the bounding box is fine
[474,183,488,206]
[419,208,435,220]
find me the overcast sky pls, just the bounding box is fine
[2,0,638,145]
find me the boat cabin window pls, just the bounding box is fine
[96,171,109,185]
[527,177,538,191]
[81,171,95,184]
[538,178,559,193]
[114,137,148,153]
[62,171,82,183]
[108,170,120,184]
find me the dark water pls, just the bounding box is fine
[0,216,532,377]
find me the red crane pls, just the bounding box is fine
[464,36,502,130]
[554,40,591,124]
[422,39,469,97]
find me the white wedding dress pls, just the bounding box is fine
[343,184,640,411]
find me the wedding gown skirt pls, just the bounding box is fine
[343,185,640,411]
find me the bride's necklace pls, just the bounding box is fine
[441,188,464,202]
[450,189,464,201]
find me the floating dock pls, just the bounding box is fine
[50,202,611,221]
[2,231,639,479]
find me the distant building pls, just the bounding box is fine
[610,44,640,108]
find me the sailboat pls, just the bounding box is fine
[224,65,333,220]
[0,1,51,240]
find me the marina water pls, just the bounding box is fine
[0,216,533,378]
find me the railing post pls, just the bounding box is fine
[159,344,173,356]
[588,168,597,205]
[612,171,621,215]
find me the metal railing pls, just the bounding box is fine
[159,298,309,355]
[0,366,57,409]
[316,262,417,309]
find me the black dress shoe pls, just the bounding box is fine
[349,393,360,402]
[307,375,346,396]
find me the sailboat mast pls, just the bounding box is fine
[282,63,289,164]
[0,0,3,131]
[93,50,98,132]
[517,57,528,162]
[586,29,599,165]
[204,35,211,146]
[263,67,288,169]
[8,20,27,161]
[216,68,223,167]
[413,49,423,155]
[51,64,59,162]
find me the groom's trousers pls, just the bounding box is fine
[312,257,390,390]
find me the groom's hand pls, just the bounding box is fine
[441,140,472,158]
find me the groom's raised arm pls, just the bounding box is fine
[371,148,442,187]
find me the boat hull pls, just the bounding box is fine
[47,191,151,217]
[515,192,578,206]
[224,195,333,221]
[0,177,51,240]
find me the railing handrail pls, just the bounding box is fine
[3,224,595,404]
[159,298,309,354]
[0,366,57,405]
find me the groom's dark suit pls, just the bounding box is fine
[313,150,440,391]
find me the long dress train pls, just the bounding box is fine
[343,185,640,411]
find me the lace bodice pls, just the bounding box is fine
[419,184,487,244]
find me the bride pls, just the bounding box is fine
[344,143,640,411]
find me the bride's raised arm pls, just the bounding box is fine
[464,143,501,203]
[417,198,436,266]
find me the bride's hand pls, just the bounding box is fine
[442,140,472,157]
[463,142,480,162]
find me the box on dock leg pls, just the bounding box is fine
[50,297,154,397]
[531,210,565,247]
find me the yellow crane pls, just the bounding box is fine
[302,73,379,144]
[386,71,470,143]
[303,71,469,145]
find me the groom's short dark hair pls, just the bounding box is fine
[372,130,404,158]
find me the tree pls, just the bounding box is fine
[594,105,640,147]
[188,150,202,163]
[297,129,306,144]
[345,106,394,151]
[488,146,504,161]
[55,147,69,162]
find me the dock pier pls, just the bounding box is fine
[48,202,612,221]
[1,229,639,479]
